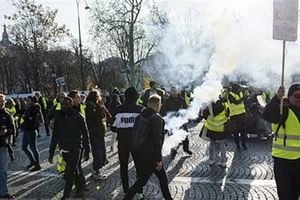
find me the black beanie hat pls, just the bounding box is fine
[288,83,300,96]
[125,86,138,102]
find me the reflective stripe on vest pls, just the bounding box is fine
[229,92,246,116]
[204,109,227,132]
[271,108,300,160]
[80,104,86,118]
[42,97,47,110]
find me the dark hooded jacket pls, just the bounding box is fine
[22,103,43,131]
[135,107,165,162]
[85,101,106,138]
[110,87,144,148]
[0,109,15,147]
[49,108,90,155]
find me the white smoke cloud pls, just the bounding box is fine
[155,0,300,155]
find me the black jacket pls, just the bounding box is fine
[160,95,187,116]
[22,104,43,131]
[137,107,165,162]
[0,109,15,147]
[111,102,144,148]
[85,102,106,138]
[49,108,90,156]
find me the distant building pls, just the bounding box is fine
[0,24,13,55]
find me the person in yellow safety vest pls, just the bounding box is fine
[228,83,248,150]
[136,92,143,105]
[46,92,66,129]
[201,97,229,168]
[263,83,300,200]
[68,90,86,118]
[5,98,18,147]
[184,90,192,106]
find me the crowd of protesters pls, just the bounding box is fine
[0,80,299,200]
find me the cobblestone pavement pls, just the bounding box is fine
[7,123,280,200]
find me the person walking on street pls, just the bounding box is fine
[160,86,191,159]
[111,87,144,197]
[48,97,90,199]
[201,97,229,168]
[263,83,300,200]
[124,94,173,200]
[0,94,16,199]
[228,83,248,150]
[85,90,107,180]
[21,96,44,172]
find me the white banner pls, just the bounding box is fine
[273,0,299,42]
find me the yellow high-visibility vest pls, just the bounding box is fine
[6,106,18,121]
[204,106,227,132]
[80,104,86,118]
[57,150,66,173]
[229,92,246,116]
[55,103,61,111]
[42,97,47,110]
[272,108,300,160]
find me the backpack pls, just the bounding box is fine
[131,114,155,152]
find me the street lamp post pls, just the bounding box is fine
[76,0,89,91]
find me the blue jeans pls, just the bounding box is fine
[22,130,39,163]
[90,137,104,171]
[0,147,8,196]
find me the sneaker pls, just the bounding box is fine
[184,149,193,155]
[170,149,177,160]
[74,190,85,198]
[217,162,226,168]
[208,160,214,166]
[30,164,41,172]
[0,193,15,199]
[137,193,145,200]
[92,171,107,180]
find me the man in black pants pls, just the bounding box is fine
[111,87,144,198]
[160,86,191,159]
[124,94,172,200]
[48,97,90,199]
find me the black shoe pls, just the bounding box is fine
[0,193,15,199]
[242,144,247,150]
[236,144,241,150]
[37,135,41,138]
[30,164,41,172]
[46,133,50,136]
[74,190,85,198]
[26,162,35,169]
[170,149,177,159]
[9,154,15,162]
[183,148,193,155]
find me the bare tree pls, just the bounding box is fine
[89,0,167,87]
[7,0,70,91]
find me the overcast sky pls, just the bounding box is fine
[0,0,91,48]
